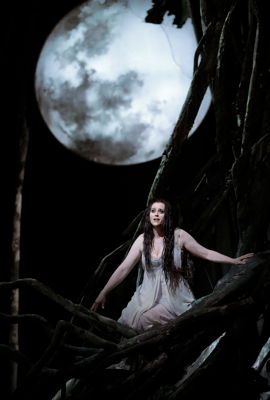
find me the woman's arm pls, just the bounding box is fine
[180,229,254,264]
[91,234,143,311]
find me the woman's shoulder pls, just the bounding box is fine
[174,228,190,244]
[134,233,144,246]
[174,227,185,237]
[129,234,144,254]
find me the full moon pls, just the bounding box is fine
[35,0,210,165]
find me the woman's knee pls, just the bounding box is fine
[137,311,154,331]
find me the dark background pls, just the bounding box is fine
[2,0,213,304]
[2,0,159,299]
[1,5,218,396]
[2,3,270,399]
[20,112,160,301]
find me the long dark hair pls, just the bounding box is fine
[143,198,193,292]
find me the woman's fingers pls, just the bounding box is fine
[90,297,106,312]
[90,301,99,312]
[243,252,254,258]
[241,253,254,261]
[235,253,254,264]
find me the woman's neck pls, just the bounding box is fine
[153,227,164,238]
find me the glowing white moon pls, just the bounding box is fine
[35,0,210,165]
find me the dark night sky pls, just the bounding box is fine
[20,111,160,302]
[0,7,218,391]
[2,0,160,303]
[2,0,213,313]
[3,4,270,399]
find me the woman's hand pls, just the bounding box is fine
[233,253,254,264]
[91,292,106,312]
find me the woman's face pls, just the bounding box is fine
[149,202,166,227]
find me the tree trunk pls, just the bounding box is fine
[8,115,29,395]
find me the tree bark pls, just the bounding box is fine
[9,115,29,395]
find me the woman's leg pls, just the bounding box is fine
[137,304,175,331]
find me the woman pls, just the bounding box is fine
[91,199,253,331]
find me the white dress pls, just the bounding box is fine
[118,241,195,331]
